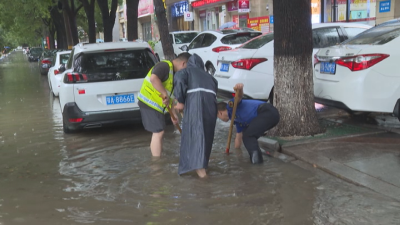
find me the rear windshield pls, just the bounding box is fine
[344,23,400,45]
[240,33,274,49]
[174,33,198,44]
[73,49,157,82]
[59,54,70,65]
[221,32,262,45]
[30,48,43,54]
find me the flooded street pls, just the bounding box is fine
[1,52,399,225]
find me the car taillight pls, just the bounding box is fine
[65,72,88,83]
[42,60,51,64]
[69,118,83,123]
[54,70,59,75]
[314,54,319,66]
[231,58,267,70]
[212,46,232,53]
[335,54,389,71]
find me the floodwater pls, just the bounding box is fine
[0,52,399,225]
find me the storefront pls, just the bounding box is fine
[321,0,376,25]
[170,1,190,31]
[191,0,233,31]
[137,0,157,41]
[226,0,249,28]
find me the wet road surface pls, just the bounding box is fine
[0,52,399,224]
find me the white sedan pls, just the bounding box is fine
[314,19,400,119]
[215,23,371,101]
[154,31,198,60]
[181,30,261,75]
[48,50,71,97]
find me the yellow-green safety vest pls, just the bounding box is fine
[137,60,174,113]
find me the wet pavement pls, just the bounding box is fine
[1,52,400,224]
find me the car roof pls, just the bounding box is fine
[170,31,199,34]
[197,30,262,37]
[57,50,71,55]
[73,41,150,53]
[312,22,372,29]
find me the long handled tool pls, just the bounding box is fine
[226,89,239,154]
[160,95,182,134]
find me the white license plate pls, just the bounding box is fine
[106,94,135,105]
[220,63,229,72]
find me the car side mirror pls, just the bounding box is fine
[180,45,189,52]
[59,64,66,73]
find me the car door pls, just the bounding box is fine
[189,33,217,67]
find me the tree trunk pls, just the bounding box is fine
[80,0,96,43]
[154,0,174,60]
[97,0,118,42]
[50,5,68,49]
[270,0,323,137]
[126,0,139,41]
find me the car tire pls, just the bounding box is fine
[206,63,215,76]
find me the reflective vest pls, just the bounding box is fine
[137,60,174,113]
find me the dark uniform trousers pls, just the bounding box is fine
[241,103,280,163]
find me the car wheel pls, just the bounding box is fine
[206,64,215,76]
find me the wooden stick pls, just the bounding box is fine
[226,89,239,154]
[160,95,182,134]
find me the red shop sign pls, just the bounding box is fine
[192,0,224,8]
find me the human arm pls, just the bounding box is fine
[150,74,169,105]
[233,83,244,102]
[150,62,170,105]
[235,132,243,149]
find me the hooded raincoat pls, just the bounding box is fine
[174,54,218,175]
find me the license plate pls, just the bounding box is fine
[320,62,336,74]
[106,94,135,105]
[220,63,229,72]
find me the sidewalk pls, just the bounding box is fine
[260,109,400,202]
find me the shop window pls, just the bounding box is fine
[201,34,217,47]
[312,27,341,48]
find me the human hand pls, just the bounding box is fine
[234,83,244,91]
[175,102,185,112]
[162,95,169,106]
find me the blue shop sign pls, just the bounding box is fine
[171,1,188,18]
[270,15,274,24]
[379,1,391,13]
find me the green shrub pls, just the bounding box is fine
[147,40,158,51]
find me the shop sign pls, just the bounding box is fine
[379,0,390,13]
[138,0,154,17]
[192,0,224,8]
[184,12,194,21]
[247,16,270,33]
[238,0,250,13]
[199,10,206,18]
[270,15,274,24]
[227,0,238,12]
[171,1,189,18]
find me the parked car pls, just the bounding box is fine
[314,19,400,119]
[28,47,43,62]
[48,50,71,96]
[39,50,55,75]
[154,31,199,60]
[58,41,158,133]
[181,30,262,75]
[215,22,372,101]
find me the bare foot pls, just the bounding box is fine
[196,169,207,178]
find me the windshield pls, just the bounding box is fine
[174,33,198,44]
[240,33,274,49]
[221,32,262,45]
[72,49,157,82]
[344,23,400,45]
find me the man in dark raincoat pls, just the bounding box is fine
[173,54,218,178]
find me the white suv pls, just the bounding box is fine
[154,31,198,60]
[58,41,158,133]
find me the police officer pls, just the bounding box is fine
[138,52,191,157]
[217,83,280,164]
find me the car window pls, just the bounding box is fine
[189,34,205,49]
[60,54,70,65]
[201,34,217,47]
[174,33,198,44]
[344,23,400,45]
[221,32,261,45]
[240,33,274,49]
[312,27,341,48]
[344,27,368,39]
[72,49,157,83]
